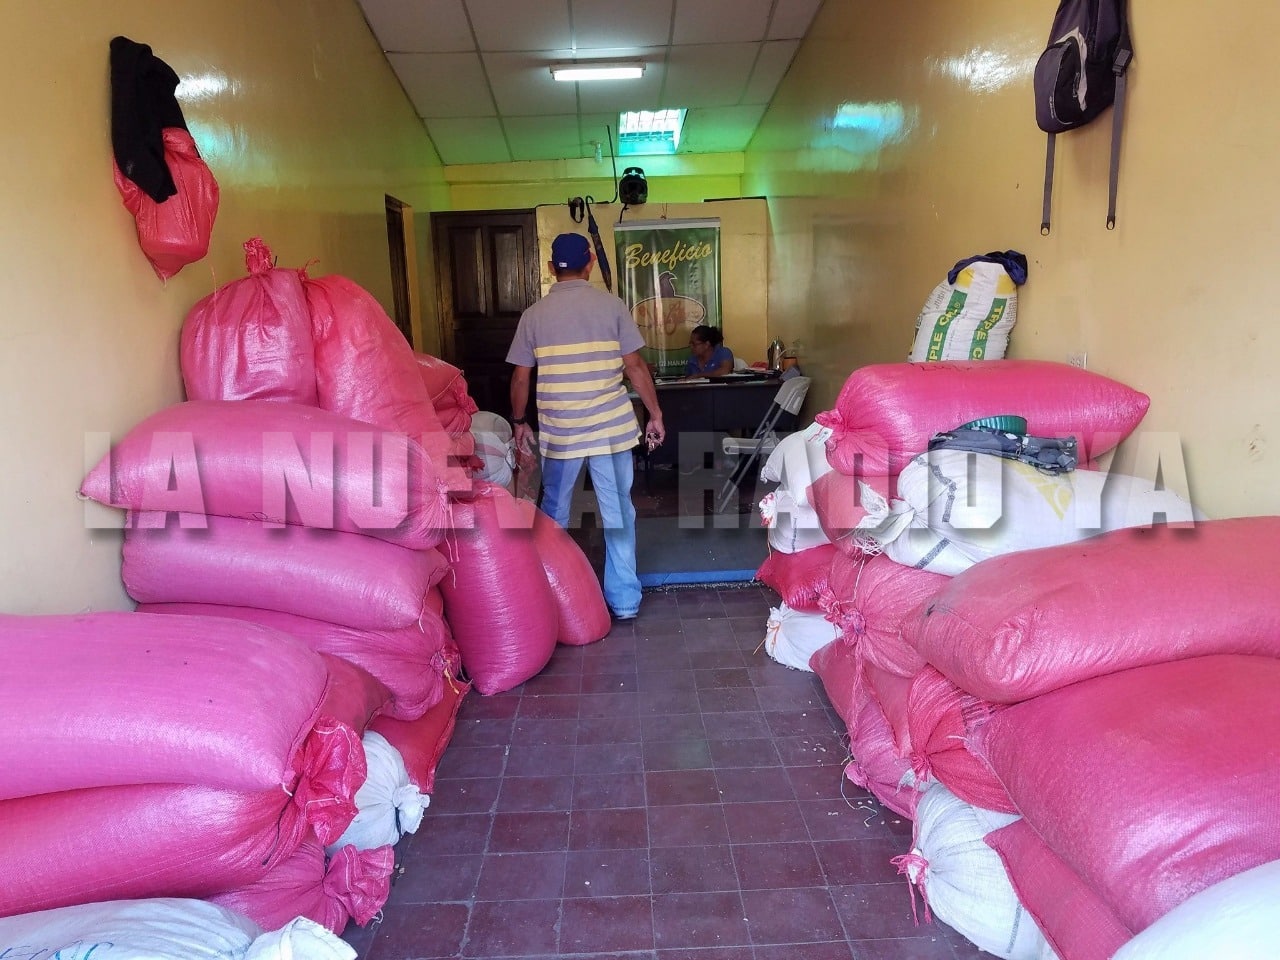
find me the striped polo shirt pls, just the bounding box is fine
[507,279,645,459]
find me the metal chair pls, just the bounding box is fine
[714,375,811,513]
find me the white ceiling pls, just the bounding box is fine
[355,0,824,165]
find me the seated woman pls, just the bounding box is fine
[683,325,734,378]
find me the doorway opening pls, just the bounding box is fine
[384,195,415,347]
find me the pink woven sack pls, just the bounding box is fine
[180,238,315,404]
[306,273,436,439]
[122,515,450,630]
[810,634,861,729]
[906,667,1013,814]
[814,360,1150,478]
[114,128,219,282]
[756,545,837,612]
[317,654,394,733]
[415,353,478,417]
[211,839,394,934]
[0,613,357,815]
[80,400,451,550]
[847,667,922,819]
[911,517,1280,703]
[807,470,890,557]
[530,504,611,646]
[441,484,559,694]
[818,552,944,678]
[0,784,311,917]
[139,603,454,721]
[863,661,914,755]
[986,819,1134,960]
[971,654,1280,933]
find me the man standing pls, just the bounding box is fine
[507,232,665,620]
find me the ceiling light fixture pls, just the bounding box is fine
[550,61,645,82]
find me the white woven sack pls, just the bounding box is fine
[759,491,831,554]
[0,899,354,960]
[857,450,1197,575]
[764,603,840,671]
[908,261,1018,362]
[760,423,834,507]
[899,784,1046,960]
[1112,858,1280,960]
[327,731,427,853]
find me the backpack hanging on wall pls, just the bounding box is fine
[1034,0,1133,234]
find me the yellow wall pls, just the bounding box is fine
[0,1,447,614]
[744,0,1280,519]
[535,200,770,367]
[446,153,745,211]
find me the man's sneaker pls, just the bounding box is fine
[611,609,638,622]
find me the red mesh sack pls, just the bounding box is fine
[986,819,1134,960]
[0,784,310,917]
[441,484,559,694]
[756,545,836,612]
[114,128,219,282]
[80,400,451,551]
[181,238,315,404]
[910,517,1280,704]
[0,611,360,834]
[814,360,1150,479]
[210,839,393,934]
[817,551,944,678]
[122,516,450,631]
[139,603,454,722]
[371,671,470,792]
[530,504,610,646]
[971,654,1280,933]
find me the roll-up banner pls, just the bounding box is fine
[614,219,722,376]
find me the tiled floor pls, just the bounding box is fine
[342,585,988,960]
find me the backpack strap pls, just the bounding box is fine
[1106,46,1133,229]
[1041,132,1057,236]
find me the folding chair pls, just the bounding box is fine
[714,376,811,513]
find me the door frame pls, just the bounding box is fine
[429,208,541,366]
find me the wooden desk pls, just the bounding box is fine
[634,378,782,468]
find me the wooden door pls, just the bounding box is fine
[431,210,541,417]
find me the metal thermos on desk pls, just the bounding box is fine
[767,338,786,372]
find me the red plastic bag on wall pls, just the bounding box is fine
[113,127,219,281]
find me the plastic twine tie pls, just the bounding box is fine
[890,850,932,925]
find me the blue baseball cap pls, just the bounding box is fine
[551,233,591,270]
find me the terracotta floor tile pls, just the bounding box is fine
[649,843,738,895]
[346,587,996,960]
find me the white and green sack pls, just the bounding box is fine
[909,261,1018,362]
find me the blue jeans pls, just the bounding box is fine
[539,449,641,618]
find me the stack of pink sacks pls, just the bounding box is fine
[180,238,611,691]
[79,400,459,725]
[0,612,389,933]
[803,360,1152,819]
[178,239,611,691]
[904,517,1280,960]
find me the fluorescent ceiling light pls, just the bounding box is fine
[550,62,644,82]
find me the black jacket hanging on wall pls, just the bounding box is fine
[110,35,189,203]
